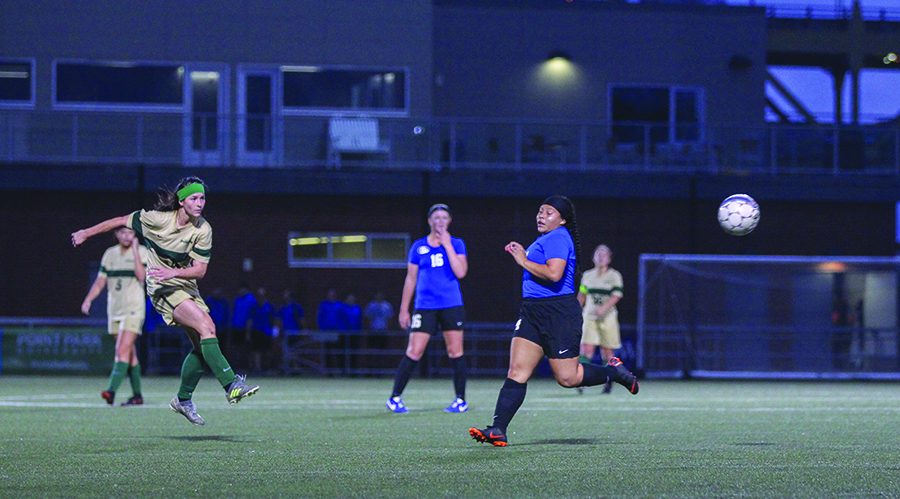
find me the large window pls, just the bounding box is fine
[287,233,409,268]
[282,66,407,114]
[55,61,184,108]
[610,85,703,144]
[0,60,34,106]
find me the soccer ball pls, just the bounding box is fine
[717,194,760,236]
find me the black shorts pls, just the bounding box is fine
[411,306,465,334]
[513,294,582,359]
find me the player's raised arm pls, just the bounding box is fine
[71,214,132,247]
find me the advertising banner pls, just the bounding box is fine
[0,327,115,374]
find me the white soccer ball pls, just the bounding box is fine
[717,194,760,236]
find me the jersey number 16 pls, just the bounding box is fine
[430,253,444,268]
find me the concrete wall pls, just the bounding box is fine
[433,0,767,125]
[0,0,435,115]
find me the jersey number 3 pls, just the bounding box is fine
[430,253,444,268]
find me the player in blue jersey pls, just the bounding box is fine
[387,204,469,414]
[469,195,639,446]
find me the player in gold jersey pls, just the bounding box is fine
[81,227,149,406]
[72,177,258,425]
[577,244,624,394]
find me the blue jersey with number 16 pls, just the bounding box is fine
[408,237,466,309]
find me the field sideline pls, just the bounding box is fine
[1,376,898,497]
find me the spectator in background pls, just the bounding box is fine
[232,283,255,353]
[144,296,164,335]
[250,287,275,373]
[205,288,230,348]
[317,288,342,330]
[341,294,362,331]
[364,291,393,331]
[277,289,306,333]
[365,291,394,352]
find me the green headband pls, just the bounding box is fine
[177,183,205,202]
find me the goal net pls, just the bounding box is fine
[637,254,900,379]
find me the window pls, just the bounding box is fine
[287,233,409,268]
[610,85,703,144]
[55,61,183,108]
[0,60,34,106]
[282,66,407,114]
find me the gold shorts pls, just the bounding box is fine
[581,312,621,349]
[108,313,145,335]
[151,289,209,327]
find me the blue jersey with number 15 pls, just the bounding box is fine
[408,237,466,309]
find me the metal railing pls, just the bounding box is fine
[1,110,899,175]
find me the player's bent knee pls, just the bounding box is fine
[556,374,580,388]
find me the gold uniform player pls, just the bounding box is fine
[72,176,258,425]
[81,227,149,406]
[577,244,623,393]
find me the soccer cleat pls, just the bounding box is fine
[469,426,508,447]
[444,397,468,413]
[225,374,259,404]
[101,390,115,405]
[386,396,408,413]
[602,380,613,394]
[169,397,205,426]
[120,395,144,406]
[608,357,639,395]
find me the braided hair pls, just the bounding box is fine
[542,195,582,276]
[154,176,207,212]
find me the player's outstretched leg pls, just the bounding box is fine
[607,357,639,394]
[170,397,206,425]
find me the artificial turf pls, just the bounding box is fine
[0,376,897,497]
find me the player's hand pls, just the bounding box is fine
[398,310,411,330]
[436,227,452,247]
[71,230,88,247]
[147,267,178,282]
[80,300,91,315]
[504,241,527,266]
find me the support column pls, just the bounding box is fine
[831,67,846,125]
[849,65,860,125]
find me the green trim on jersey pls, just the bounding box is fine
[192,246,211,257]
[131,212,144,243]
[105,270,137,278]
[142,237,192,267]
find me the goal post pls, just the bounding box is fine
[637,254,900,380]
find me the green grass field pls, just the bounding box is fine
[1,376,898,497]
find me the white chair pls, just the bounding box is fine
[327,117,390,167]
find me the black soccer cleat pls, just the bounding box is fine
[608,357,639,395]
[101,390,115,405]
[120,395,144,406]
[469,426,508,447]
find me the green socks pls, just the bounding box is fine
[176,339,236,400]
[106,361,129,392]
[177,351,207,401]
[200,338,237,388]
[128,363,143,396]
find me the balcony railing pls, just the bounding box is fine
[1,110,898,175]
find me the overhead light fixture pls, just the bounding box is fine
[547,50,572,63]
